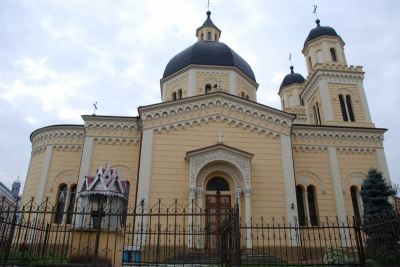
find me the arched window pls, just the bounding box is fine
[201,33,204,41]
[346,95,355,121]
[241,92,245,98]
[55,184,67,224]
[215,34,217,41]
[206,177,229,192]
[205,84,212,94]
[282,99,285,109]
[307,186,319,226]
[172,92,177,101]
[308,57,312,71]
[339,94,355,122]
[330,48,337,61]
[317,50,324,63]
[300,96,304,106]
[67,185,77,224]
[339,94,348,121]
[350,186,361,223]
[207,32,211,40]
[177,89,182,100]
[296,186,306,226]
[245,95,249,100]
[313,103,322,125]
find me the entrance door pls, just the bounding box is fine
[205,194,231,253]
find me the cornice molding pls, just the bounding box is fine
[32,128,84,146]
[85,120,139,135]
[301,64,364,100]
[292,129,383,144]
[93,137,140,146]
[140,94,293,136]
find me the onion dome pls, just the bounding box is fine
[163,42,256,82]
[304,19,338,47]
[280,66,305,89]
[163,11,256,82]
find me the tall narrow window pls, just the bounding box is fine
[172,92,177,101]
[215,34,217,41]
[307,186,318,226]
[207,32,211,40]
[330,48,337,61]
[316,103,322,125]
[242,92,245,98]
[205,84,211,94]
[339,94,348,121]
[350,186,361,223]
[308,57,312,71]
[55,184,67,224]
[314,103,322,125]
[346,95,355,121]
[282,99,285,109]
[201,33,204,41]
[177,89,182,100]
[339,94,355,122]
[300,96,304,106]
[67,185,77,224]
[296,186,306,226]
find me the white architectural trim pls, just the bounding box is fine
[35,146,53,204]
[77,137,95,192]
[280,135,298,244]
[328,147,349,245]
[376,148,391,182]
[136,129,154,205]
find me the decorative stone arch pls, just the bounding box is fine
[342,171,366,194]
[333,88,358,103]
[196,163,243,189]
[295,170,326,194]
[186,144,253,189]
[50,169,79,192]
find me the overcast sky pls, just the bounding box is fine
[1,1,399,192]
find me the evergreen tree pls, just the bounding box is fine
[360,168,396,219]
[360,168,399,265]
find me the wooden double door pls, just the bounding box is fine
[205,194,231,253]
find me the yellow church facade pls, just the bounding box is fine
[22,12,390,235]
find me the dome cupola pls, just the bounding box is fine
[280,66,305,89]
[160,10,258,102]
[304,19,338,47]
[302,19,346,74]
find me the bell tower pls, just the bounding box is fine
[300,19,373,127]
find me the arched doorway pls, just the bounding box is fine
[204,177,232,253]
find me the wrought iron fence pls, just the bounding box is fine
[1,197,400,266]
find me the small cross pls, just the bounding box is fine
[217,131,223,143]
[313,5,318,19]
[93,101,98,115]
[207,0,210,11]
[289,53,293,66]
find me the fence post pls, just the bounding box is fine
[353,217,366,267]
[234,201,241,267]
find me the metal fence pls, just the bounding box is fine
[1,197,399,267]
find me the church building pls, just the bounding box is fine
[22,10,390,231]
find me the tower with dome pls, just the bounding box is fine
[21,10,390,249]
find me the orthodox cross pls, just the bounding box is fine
[93,101,97,115]
[313,5,318,19]
[207,0,210,11]
[217,131,223,143]
[289,53,293,66]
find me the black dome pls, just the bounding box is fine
[304,19,338,47]
[280,66,305,89]
[163,41,256,82]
